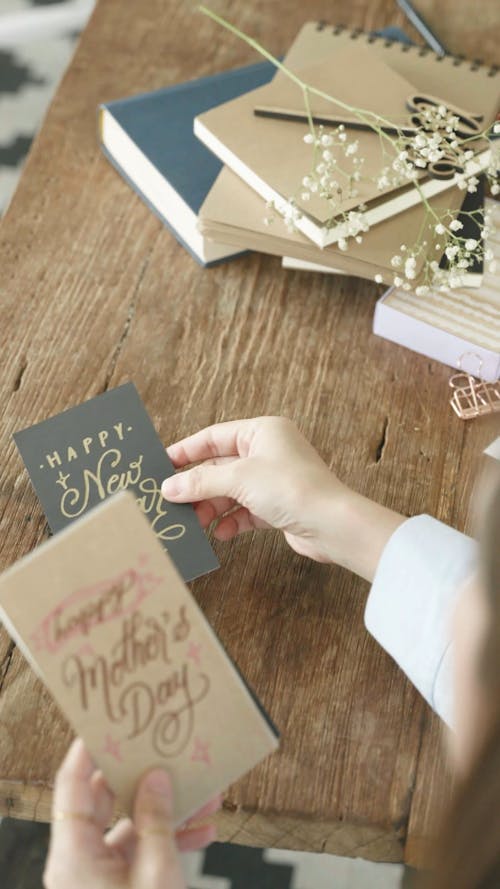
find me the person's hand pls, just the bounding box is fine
[162,417,404,581]
[164,416,342,562]
[44,738,220,889]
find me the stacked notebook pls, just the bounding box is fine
[195,22,499,286]
[99,60,276,265]
[99,22,499,290]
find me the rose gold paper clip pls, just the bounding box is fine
[449,354,500,420]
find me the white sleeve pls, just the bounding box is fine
[364,515,477,728]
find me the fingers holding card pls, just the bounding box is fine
[13,382,218,582]
[0,491,279,823]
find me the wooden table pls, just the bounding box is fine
[0,0,498,869]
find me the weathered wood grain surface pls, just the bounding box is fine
[0,0,498,868]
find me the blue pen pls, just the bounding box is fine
[396,0,447,56]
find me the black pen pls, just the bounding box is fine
[396,0,447,56]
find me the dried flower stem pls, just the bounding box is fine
[199,5,499,291]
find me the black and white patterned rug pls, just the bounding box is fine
[0,3,410,886]
[0,0,93,213]
[0,818,408,889]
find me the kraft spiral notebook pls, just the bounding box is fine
[0,491,279,821]
[199,25,487,286]
[276,180,485,286]
[99,60,275,266]
[195,22,499,249]
[199,171,482,287]
[13,382,219,583]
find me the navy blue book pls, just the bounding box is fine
[99,61,275,267]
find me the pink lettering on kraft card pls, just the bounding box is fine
[0,491,278,822]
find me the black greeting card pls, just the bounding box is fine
[13,383,219,582]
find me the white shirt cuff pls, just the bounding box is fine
[364,515,477,727]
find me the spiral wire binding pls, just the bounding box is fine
[314,22,499,76]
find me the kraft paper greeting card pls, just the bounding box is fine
[0,491,279,821]
[13,382,218,582]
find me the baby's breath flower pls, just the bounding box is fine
[428,150,443,163]
[345,140,359,156]
[276,61,498,295]
[404,257,417,279]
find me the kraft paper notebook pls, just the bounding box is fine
[195,22,499,248]
[199,170,481,286]
[0,491,279,822]
[276,181,485,285]
[13,382,219,583]
[252,48,415,130]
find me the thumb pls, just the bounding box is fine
[162,463,238,504]
[132,770,185,888]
